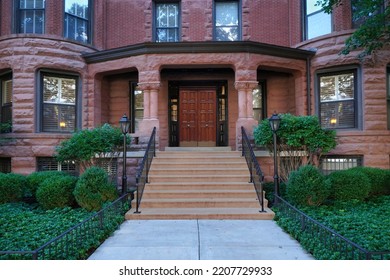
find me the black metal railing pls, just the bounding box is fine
[241,126,265,212]
[274,194,390,260]
[134,127,156,213]
[0,194,129,260]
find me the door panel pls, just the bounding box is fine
[179,88,216,147]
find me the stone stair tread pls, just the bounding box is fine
[126,207,274,220]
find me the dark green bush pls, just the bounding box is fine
[26,171,69,199]
[327,169,371,202]
[0,173,27,203]
[351,167,390,197]
[286,165,331,206]
[73,166,118,211]
[36,175,78,209]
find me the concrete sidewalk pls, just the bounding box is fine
[88,220,314,260]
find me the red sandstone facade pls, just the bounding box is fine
[0,0,389,182]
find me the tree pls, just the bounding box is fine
[316,0,390,58]
[253,114,337,181]
[55,123,130,172]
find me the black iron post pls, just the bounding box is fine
[119,114,130,195]
[269,113,281,204]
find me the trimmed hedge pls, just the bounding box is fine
[26,171,69,199]
[36,175,78,210]
[286,165,331,206]
[73,166,118,211]
[0,173,27,203]
[327,168,371,202]
[351,166,390,197]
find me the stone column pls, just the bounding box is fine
[136,82,161,145]
[234,81,259,150]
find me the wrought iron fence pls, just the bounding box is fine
[0,194,129,260]
[134,127,156,213]
[274,195,390,260]
[241,126,265,212]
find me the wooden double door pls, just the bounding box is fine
[179,87,216,147]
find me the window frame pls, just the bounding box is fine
[303,0,332,40]
[316,67,361,130]
[387,66,390,130]
[36,70,81,133]
[63,0,92,44]
[37,157,78,176]
[213,0,241,41]
[153,1,181,42]
[129,82,144,134]
[15,0,46,34]
[0,157,12,173]
[252,81,267,122]
[0,72,12,132]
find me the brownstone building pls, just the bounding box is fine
[0,0,389,182]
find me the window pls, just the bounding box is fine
[0,158,11,173]
[252,82,266,122]
[64,0,91,43]
[130,82,143,133]
[320,156,363,175]
[0,74,12,132]
[39,72,79,133]
[16,0,45,34]
[304,0,332,40]
[214,0,240,41]
[318,70,357,129]
[387,67,390,130]
[37,157,77,175]
[154,2,180,42]
[96,158,118,185]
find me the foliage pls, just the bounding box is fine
[351,166,390,197]
[73,166,118,211]
[254,114,337,181]
[274,196,390,259]
[55,123,129,171]
[0,121,12,133]
[26,171,70,199]
[286,165,331,206]
[0,173,27,203]
[316,0,390,59]
[327,168,371,201]
[36,175,78,210]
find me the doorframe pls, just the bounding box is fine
[168,80,228,147]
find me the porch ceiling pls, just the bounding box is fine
[82,41,316,64]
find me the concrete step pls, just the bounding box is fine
[149,167,249,176]
[151,162,247,169]
[142,189,258,199]
[132,198,261,208]
[149,174,250,183]
[146,182,254,190]
[125,207,275,220]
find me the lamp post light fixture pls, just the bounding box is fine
[119,114,130,195]
[269,113,281,204]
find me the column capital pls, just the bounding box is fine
[234,81,259,91]
[137,82,161,91]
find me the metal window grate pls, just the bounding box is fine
[320,156,363,175]
[0,158,11,173]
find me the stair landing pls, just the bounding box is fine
[125,148,275,220]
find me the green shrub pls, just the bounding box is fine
[73,166,118,211]
[327,169,371,202]
[286,165,331,206]
[351,166,390,197]
[36,176,78,210]
[26,171,69,199]
[0,173,27,203]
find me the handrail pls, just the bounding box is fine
[241,126,265,212]
[134,127,156,213]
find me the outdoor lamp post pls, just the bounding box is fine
[119,114,130,195]
[269,113,281,203]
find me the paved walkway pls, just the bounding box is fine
[88,220,314,260]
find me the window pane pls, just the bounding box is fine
[37,157,58,171]
[2,80,12,105]
[134,88,143,131]
[320,156,362,175]
[320,73,354,101]
[43,104,75,132]
[65,0,89,19]
[215,26,238,41]
[307,12,331,39]
[0,158,11,173]
[20,0,45,9]
[43,77,59,102]
[64,0,89,43]
[216,2,238,26]
[20,10,44,33]
[61,79,76,104]
[320,100,355,129]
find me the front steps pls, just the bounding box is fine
[125,148,275,220]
